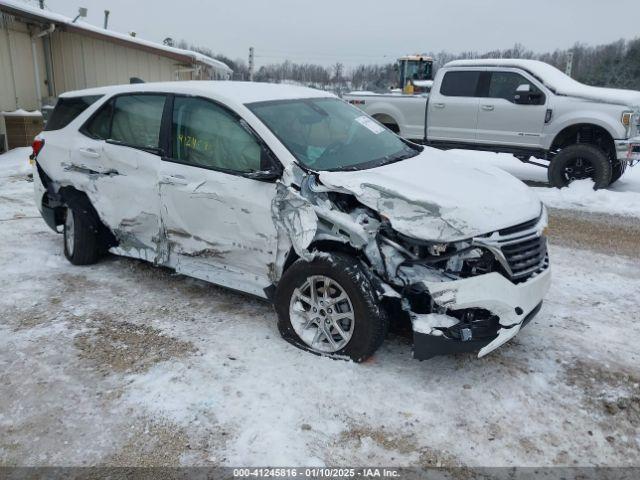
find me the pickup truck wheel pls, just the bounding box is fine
[274,253,388,362]
[609,159,626,185]
[63,206,103,265]
[547,144,612,189]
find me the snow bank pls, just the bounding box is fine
[533,180,640,218]
[446,59,640,107]
[0,147,32,177]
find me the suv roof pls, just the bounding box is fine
[60,81,335,105]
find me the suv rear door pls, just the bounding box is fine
[77,93,168,263]
[158,95,279,298]
[476,69,548,147]
[427,69,483,143]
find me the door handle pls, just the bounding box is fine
[79,148,101,158]
[160,174,189,186]
[481,105,494,111]
[433,103,445,109]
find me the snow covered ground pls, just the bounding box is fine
[1,148,639,467]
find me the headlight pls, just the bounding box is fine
[622,111,634,127]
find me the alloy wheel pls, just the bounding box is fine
[289,275,355,353]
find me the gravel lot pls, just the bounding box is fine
[1,153,639,467]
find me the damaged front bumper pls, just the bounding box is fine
[410,266,551,360]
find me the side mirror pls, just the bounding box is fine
[514,84,543,105]
[245,148,283,181]
[514,84,532,104]
[245,168,282,181]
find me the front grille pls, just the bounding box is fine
[501,236,548,282]
[476,214,549,283]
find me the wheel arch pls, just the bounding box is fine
[550,123,616,159]
[371,113,400,133]
[57,186,118,247]
[280,240,363,276]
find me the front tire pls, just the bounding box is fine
[63,206,104,265]
[274,253,388,362]
[547,144,612,189]
[609,159,626,185]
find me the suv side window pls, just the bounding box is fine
[84,99,113,139]
[82,94,167,148]
[440,71,481,97]
[171,96,262,173]
[488,72,545,104]
[111,95,166,148]
[44,95,103,131]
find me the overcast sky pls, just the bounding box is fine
[44,0,640,68]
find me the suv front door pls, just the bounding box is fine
[158,95,279,298]
[476,70,548,148]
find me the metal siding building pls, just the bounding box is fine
[0,0,231,149]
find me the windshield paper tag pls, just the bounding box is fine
[355,116,385,134]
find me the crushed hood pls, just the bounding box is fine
[318,148,542,242]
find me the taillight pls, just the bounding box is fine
[31,138,45,160]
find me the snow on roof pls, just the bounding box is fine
[445,59,640,107]
[0,0,231,74]
[1,108,42,117]
[60,81,335,105]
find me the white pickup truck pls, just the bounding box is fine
[344,59,640,188]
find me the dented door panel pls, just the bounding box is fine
[71,141,165,264]
[159,162,279,297]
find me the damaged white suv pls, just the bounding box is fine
[32,82,551,362]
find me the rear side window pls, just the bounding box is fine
[111,95,166,148]
[81,94,166,149]
[440,71,481,97]
[44,95,102,131]
[84,100,113,139]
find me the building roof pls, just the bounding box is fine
[0,0,232,74]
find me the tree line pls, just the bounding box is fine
[173,37,640,92]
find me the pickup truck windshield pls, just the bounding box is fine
[247,98,420,171]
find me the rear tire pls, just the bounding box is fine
[274,253,388,362]
[63,205,103,265]
[547,144,612,189]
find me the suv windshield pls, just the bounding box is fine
[247,97,420,171]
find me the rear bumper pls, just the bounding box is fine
[33,161,62,233]
[410,266,551,360]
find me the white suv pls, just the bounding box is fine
[32,81,551,361]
